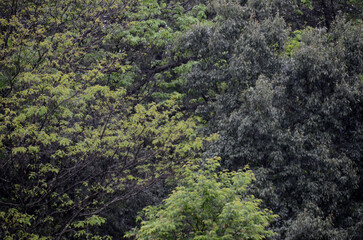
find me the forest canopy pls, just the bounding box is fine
[0,0,362,239]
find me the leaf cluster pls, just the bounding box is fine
[128,158,277,240]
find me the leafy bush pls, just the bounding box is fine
[127,158,277,240]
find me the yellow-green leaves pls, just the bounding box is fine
[0,208,48,240]
[0,0,211,238]
[128,158,277,240]
[1,66,204,238]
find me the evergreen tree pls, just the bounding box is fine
[182,1,362,238]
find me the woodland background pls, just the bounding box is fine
[0,0,362,239]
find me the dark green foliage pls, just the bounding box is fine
[285,211,347,240]
[258,0,362,30]
[181,1,362,239]
[191,17,362,240]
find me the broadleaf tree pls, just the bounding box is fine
[127,157,277,240]
[0,0,214,238]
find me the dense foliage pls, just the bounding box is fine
[182,1,362,239]
[0,0,211,238]
[1,0,362,239]
[128,158,277,240]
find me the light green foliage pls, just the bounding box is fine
[0,208,47,240]
[0,0,210,238]
[300,0,313,10]
[284,30,303,56]
[0,74,204,237]
[127,158,277,240]
[103,0,211,96]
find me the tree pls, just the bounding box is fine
[0,0,214,238]
[179,1,362,238]
[127,157,277,240]
[248,0,362,30]
[204,20,363,239]
[103,0,211,101]
[0,78,208,239]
